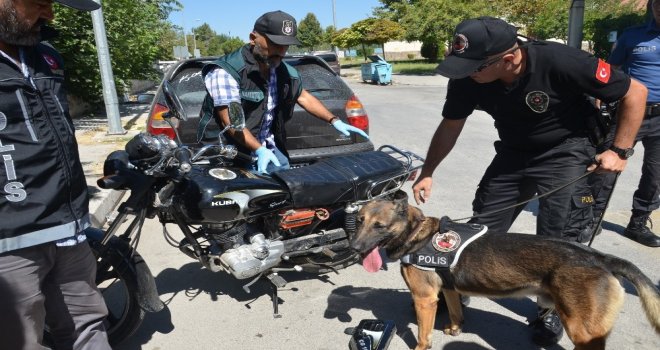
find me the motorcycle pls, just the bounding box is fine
[88,81,424,345]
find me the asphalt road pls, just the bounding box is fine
[113,75,660,350]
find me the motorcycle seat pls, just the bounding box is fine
[271,151,405,207]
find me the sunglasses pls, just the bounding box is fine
[474,46,521,73]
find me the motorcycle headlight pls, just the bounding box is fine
[125,133,162,161]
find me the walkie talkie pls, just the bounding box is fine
[347,319,397,350]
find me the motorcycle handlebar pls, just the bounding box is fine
[174,147,192,173]
[234,150,256,164]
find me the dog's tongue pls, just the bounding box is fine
[362,247,382,273]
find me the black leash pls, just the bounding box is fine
[450,167,598,223]
[587,172,620,247]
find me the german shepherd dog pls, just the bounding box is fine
[350,191,660,350]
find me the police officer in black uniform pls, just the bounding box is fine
[412,17,647,346]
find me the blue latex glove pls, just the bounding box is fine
[254,146,280,173]
[332,119,369,139]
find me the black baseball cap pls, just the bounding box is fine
[55,0,100,11]
[436,17,519,79]
[253,10,302,46]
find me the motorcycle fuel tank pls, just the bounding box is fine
[176,166,291,224]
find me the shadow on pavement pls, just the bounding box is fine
[100,255,362,348]
[115,305,173,350]
[325,285,568,350]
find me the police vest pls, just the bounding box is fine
[198,45,303,158]
[400,218,488,288]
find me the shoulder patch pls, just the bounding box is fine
[41,54,59,70]
[595,59,611,84]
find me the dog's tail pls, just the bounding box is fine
[605,254,660,333]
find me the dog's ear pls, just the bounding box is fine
[408,205,426,224]
[393,190,408,215]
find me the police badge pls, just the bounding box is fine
[282,20,294,35]
[525,91,550,113]
[431,230,461,253]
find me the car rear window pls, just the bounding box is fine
[170,66,208,117]
[314,53,337,63]
[294,63,350,100]
[168,59,350,109]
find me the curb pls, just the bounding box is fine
[90,189,125,228]
[76,102,152,229]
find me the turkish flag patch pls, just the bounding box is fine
[595,59,610,84]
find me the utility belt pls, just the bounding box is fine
[646,103,660,117]
[586,102,617,147]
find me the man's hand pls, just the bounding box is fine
[255,146,280,173]
[331,119,369,138]
[588,149,627,173]
[412,176,433,205]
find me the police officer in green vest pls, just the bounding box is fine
[199,10,367,174]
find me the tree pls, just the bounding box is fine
[333,18,403,60]
[395,0,491,60]
[528,0,569,40]
[191,23,218,56]
[331,27,362,56]
[220,38,246,55]
[364,18,404,60]
[298,13,323,52]
[52,0,175,104]
[322,25,337,49]
[157,22,182,60]
[587,0,646,58]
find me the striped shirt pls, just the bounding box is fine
[204,67,278,150]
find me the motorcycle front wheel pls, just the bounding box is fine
[89,237,145,346]
[41,237,145,347]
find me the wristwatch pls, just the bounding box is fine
[609,145,634,159]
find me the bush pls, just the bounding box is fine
[420,42,440,61]
[590,13,645,59]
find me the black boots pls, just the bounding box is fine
[624,211,660,247]
[530,308,563,346]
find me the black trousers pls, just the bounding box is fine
[468,137,596,240]
[589,114,660,216]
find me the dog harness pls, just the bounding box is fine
[400,218,488,288]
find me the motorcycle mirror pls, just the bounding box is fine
[227,102,245,130]
[161,81,188,121]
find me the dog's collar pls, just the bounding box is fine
[384,217,434,259]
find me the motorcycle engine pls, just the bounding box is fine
[218,233,284,279]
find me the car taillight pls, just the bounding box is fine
[345,95,369,131]
[146,103,178,139]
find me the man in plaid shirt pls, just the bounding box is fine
[202,11,367,174]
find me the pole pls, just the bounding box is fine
[331,0,339,56]
[182,19,189,58]
[193,31,197,58]
[90,0,124,135]
[567,0,585,49]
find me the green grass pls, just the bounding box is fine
[340,58,439,75]
[392,61,438,75]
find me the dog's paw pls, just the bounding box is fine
[443,324,462,336]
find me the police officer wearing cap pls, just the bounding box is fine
[199,10,367,174]
[0,0,112,349]
[589,0,660,247]
[412,16,647,346]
